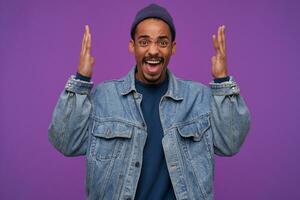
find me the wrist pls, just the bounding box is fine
[213,72,228,79]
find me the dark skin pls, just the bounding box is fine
[77,25,94,77]
[129,18,176,84]
[77,23,228,82]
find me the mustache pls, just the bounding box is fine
[143,56,164,62]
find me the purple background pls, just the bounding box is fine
[1,0,299,199]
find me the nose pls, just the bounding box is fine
[148,42,159,56]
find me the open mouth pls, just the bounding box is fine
[143,58,164,74]
[145,60,161,65]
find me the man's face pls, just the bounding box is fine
[129,18,176,84]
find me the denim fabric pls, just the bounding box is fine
[48,67,250,200]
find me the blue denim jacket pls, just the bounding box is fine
[48,67,250,200]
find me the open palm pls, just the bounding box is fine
[211,25,228,78]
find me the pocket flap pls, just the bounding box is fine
[92,121,133,139]
[177,116,210,141]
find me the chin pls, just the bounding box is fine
[136,62,167,83]
[143,71,163,83]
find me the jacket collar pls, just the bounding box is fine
[120,66,184,101]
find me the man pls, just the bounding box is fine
[49,4,250,200]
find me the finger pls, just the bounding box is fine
[86,25,90,35]
[90,56,95,65]
[81,29,87,54]
[85,25,92,55]
[83,25,91,54]
[218,26,225,55]
[86,33,92,55]
[211,55,216,65]
[212,34,221,55]
[82,25,88,55]
[222,25,226,54]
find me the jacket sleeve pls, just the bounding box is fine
[48,75,94,156]
[209,76,250,156]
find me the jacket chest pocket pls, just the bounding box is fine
[90,121,133,161]
[176,115,212,160]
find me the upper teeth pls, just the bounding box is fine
[146,60,160,64]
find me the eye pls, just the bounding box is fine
[159,40,169,47]
[138,39,149,47]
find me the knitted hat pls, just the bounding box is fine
[130,4,176,41]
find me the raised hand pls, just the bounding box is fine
[77,25,95,77]
[211,25,228,78]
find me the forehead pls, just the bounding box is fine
[135,18,171,39]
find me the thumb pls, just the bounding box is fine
[90,56,95,65]
[211,56,216,65]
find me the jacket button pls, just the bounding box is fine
[135,161,140,167]
[141,122,145,127]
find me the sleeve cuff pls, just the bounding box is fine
[75,72,91,82]
[209,76,240,96]
[213,76,230,83]
[65,75,93,94]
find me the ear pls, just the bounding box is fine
[171,41,176,55]
[128,39,135,54]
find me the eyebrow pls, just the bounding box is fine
[137,35,170,40]
[137,35,150,39]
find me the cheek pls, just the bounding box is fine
[163,47,173,55]
[162,50,172,61]
[135,50,146,61]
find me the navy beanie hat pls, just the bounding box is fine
[130,4,176,41]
